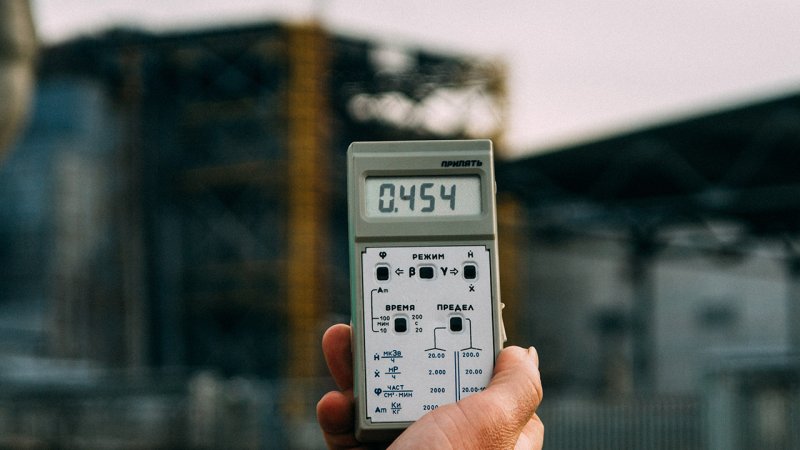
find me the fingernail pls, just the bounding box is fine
[528,346,539,368]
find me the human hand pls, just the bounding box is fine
[316,323,544,449]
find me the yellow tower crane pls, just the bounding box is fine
[0,0,36,160]
[284,22,331,421]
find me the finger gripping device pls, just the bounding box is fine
[347,140,505,442]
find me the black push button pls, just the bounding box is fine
[450,316,463,332]
[376,266,390,281]
[463,264,477,280]
[419,266,434,279]
[395,317,407,333]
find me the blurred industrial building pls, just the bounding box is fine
[0,20,508,448]
[500,91,800,449]
[1,7,800,450]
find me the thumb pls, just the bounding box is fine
[391,346,543,450]
[456,346,543,448]
[488,345,542,411]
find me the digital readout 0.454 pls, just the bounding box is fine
[364,176,481,218]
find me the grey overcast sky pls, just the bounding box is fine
[32,0,800,156]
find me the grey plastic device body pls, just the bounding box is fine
[347,140,505,443]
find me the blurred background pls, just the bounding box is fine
[1,0,800,448]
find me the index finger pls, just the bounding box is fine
[322,323,354,391]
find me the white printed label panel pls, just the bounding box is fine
[361,245,495,423]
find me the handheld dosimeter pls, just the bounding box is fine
[347,140,506,442]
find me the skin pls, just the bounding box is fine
[317,323,544,449]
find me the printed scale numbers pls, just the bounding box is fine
[361,245,494,423]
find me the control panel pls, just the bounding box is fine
[361,245,493,422]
